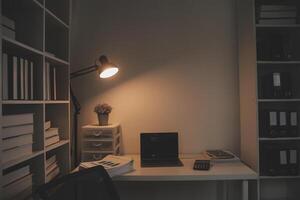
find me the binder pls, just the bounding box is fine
[13,56,18,99]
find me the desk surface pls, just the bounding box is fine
[114,155,257,181]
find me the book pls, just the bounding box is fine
[2,165,30,186]
[260,5,297,12]
[45,121,51,130]
[2,144,32,163]
[3,134,33,151]
[20,58,24,99]
[53,67,57,100]
[2,53,8,99]
[45,135,60,147]
[46,162,58,175]
[13,56,18,99]
[30,61,34,99]
[46,155,57,169]
[46,166,60,183]
[1,15,15,30]
[260,11,297,18]
[2,113,34,128]
[24,59,29,100]
[45,128,59,138]
[2,124,33,139]
[258,18,297,25]
[79,155,134,177]
[46,62,51,100]
[3,174,32,200]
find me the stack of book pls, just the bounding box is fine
[2,15,15,39]
[257,5,298,25]
[2,113,34,163]
[2,165,32,199]
[45,121,60,147]
[2,53,35,100]
[46,155,60,183]
[45,62,57,100]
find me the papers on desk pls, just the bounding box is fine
[79,155,134,177]
[200,150,240,163]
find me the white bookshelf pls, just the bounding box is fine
[0,0,71,199]
[238,0,300,199]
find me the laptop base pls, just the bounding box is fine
[141,159,184,168]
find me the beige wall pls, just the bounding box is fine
[71,0,240,155]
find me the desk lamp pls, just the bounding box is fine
[70,55,119,166]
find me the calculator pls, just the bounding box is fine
[193,160,211,170]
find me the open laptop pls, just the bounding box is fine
[140,132,183,167]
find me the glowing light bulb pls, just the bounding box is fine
[99,67,119,78]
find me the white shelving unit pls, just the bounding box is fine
[0,0,71,199]
[238,0,300,199]
[81,124,121,162]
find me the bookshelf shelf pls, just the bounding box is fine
[2,36,44,56]
[259,137,300,141]
[258,99,300,102]
[45,54,69,66]
[2,150,44,170]
[45,8,69,29]
[46,140,69,152]
[260,176,300,180]
[1,0,71,197]
[44,100,70,104]
[257,61,300,65]
[1,100,45,105]
[256,24,300,28]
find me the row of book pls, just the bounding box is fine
[261,143,299,176]
[45,62,58,100]
[2,53,35,100]
[46,155,60,183]
[261,72,293,99]
[2,15,16,39]
[257,5,299,25]
[2,165,32,200]
[260,110,298,138]
[2,113,34,164]
[45,121,61,147]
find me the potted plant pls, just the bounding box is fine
[94,103,112,126]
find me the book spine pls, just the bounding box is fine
[2,53,8,100]
[24,60,29,100]
[30,62,34,100]
[53,67,57,100]
[20,58,24,100]
[13,56,18,100]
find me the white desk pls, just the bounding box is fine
[114,155,257,200]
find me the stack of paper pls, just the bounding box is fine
[2,165,32,199]
[2,114,34,163]
[46,155,60,183]
[1,15,15,39]
[45,121,60,147]
[258,5,298,25]
[79,155,134,177]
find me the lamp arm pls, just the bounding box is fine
[70,64,98,79]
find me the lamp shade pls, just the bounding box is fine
[98,55,119,79]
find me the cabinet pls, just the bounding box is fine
[81,124,121,162]
[238,0,300,199]
[0,0,71,199]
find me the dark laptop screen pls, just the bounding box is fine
[140,132,179,161]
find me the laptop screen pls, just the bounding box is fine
[140,132,179,161]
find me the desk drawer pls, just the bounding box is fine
[82,152,110,161]
[83,141,113,151]
[84,130,114,139]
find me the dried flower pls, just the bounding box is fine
[94,103,112,115]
